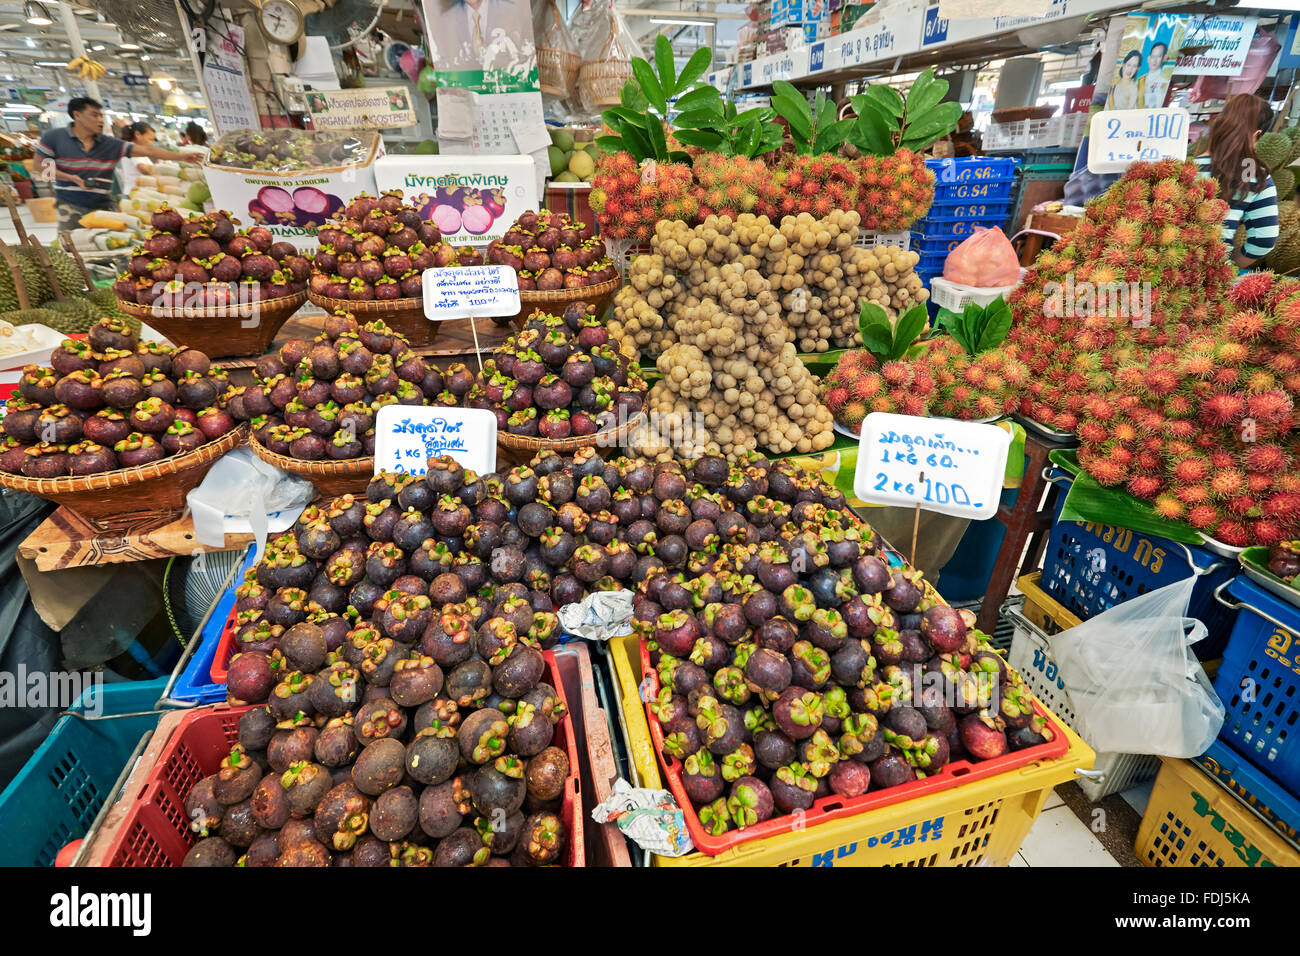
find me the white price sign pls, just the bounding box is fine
[373,405,497,478]
[1087,108,1189,174]
[422,265,520,320]
[852,413,1011,520]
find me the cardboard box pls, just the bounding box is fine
[372,155,539,247]
[203,135,383,252]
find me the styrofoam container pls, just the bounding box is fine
[0,324,66,395]
[373,155,538,247]
[929,274,1023,312]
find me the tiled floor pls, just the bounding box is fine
[1008,781,1152,866]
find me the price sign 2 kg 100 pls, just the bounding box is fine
[852,412,1012,521]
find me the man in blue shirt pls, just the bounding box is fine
[35,97,204,233]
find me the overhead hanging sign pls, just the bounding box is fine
[306,86,418,130]
[373,405,497,478]
[1087,107,1189,173]
[1172,15,1257,76]
[852,413,1012,520]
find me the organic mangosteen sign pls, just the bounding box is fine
[852,412,1012,520]
[373,405,497,478]
[422,265,520,320]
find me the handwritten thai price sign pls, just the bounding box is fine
[423,265,520,321]
[852,412,1012,520]
[373,405,497,478]
[1087,108,1189,174]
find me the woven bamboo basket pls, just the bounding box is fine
[497,411,643,465]
[498,275,621,327]
[116,292,307,359]
[538,1,580,98]
[249,436,375,498]
[306,292,439,347]
[578,22,634,109]
[0,425,247,529]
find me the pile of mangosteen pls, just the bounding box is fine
[113,206,309,309]
[308,191,486,303]
[229,310,448,462]
[0,318,239,478]
[467,303,646,441]
[627,455,1055,838]
[486,209,616,292]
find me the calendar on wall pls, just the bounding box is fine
[203,62,259,136]
[436,89,549,195]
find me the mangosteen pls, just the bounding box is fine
[351,737,406,796]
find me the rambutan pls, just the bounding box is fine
[1127,475,1163,499]
[1176,483,1211,505]
[1249,519,1287,545]
[1244,443,1289,474]
[1199,392,1245,426]
[1187,504,1220,530]
[1209,471,1246,497]
[880,361,909,386]
[1225,495,1258,517]
[1246,390,1292,423]
[1172,457,1209,483]
[1212,520,1250,546]
[825,385,850,411]
[1153,495,1185,521]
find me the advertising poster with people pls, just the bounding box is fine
[423,0,540,93]
[1106,13,1186,111]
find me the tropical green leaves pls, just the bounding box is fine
[935,296,1012,356]
[858,301,928,363]
[846,69,963,156]
[770,82,855,157]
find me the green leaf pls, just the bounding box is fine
[905,70,947,118]
[644,118,668,162]
[860,322,893,359]
[673,85,720,114]
[901,102,962,151]
[667,150,693,165]
[1054,450,1203,545]
[631,58,667,116]
[620,123,654,162]
[655,35,678,97]
[814,117,855,156]
[676,47,713,94]
[771,84,813,141]
[673,108,724,130]
[891,305,929,360]
[672,128,724,150]
[594,135,625,155]
[743,119,762,158]
[620,77,648,112]
[604,106,649,132]
[976,297,1013,353]
[848,109,895,156]
[860,84,905,118]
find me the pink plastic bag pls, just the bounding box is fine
[943,226,1021,287]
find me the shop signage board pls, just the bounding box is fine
[422,264,520,321]
[1171,15,1256,75]
[305,86,418,130]
[852,413,1011,520]
[1087,107,1189,173]
[811,0,924,74]
[738,48,810,87]
[373,405,497,478]
[920,0,1130,49]
[374,155,537,247]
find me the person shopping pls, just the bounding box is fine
[1194,93,1280,270]
[117,122,155,197]
[35,98,202,233]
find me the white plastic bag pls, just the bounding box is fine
[1047,576,1224,757]
[186,448,315,561]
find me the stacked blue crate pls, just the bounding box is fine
[913,157,1019,284]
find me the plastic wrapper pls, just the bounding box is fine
[207,128,379,173]
[556,589,634,642]
[1048,576,1225,757]
[942,226,1021,288]
[574,0,642,114]
[536,0,581,102]
[591,778,694,856]
[186,447,314,560]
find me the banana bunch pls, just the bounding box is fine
[66,56,106,80]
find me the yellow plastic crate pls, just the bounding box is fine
[1136,756,1300,868]
[1017,572,1082,635]
[609,634,1095,867]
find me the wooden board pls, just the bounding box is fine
[20,505,255,572]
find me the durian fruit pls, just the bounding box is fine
[46,242,85,296]
[1280,199,1300,232]
[1271,228,1300,275]
[0,307,66,329]
[13,247,49,304]
[87,285,125,317]
[0,268,17,313]
[1256,131,1290,170]
[1274,166,1296,201]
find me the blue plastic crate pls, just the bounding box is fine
[1042,468,1237,655]
[916,252,948,276]
[926,155,1020,184]
[1212,576,1300,796]
[923,197,1014,221]
[933,177,1016,203]
[1197,737,1300,850]
[0,677,168,866]
[909,217,999,240]
[910,234,965,256]
[166,545,257,705]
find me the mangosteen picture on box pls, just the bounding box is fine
[0,319,240,479]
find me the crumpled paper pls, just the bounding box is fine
[591,778,693,857]
[556,588,634,643]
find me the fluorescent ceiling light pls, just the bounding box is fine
[3,103,41,112]
[1234,0,1300,7]
[24,1,52,26]
[649,15,714,25]
[36,60,67,66]
[120,41,140,50]
[24,37,34,47]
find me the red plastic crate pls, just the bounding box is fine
[96,651,584,866]
[208,605,239,685]
[640,641,1068,856]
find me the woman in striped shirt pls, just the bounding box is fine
[1194,94,1279,269]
